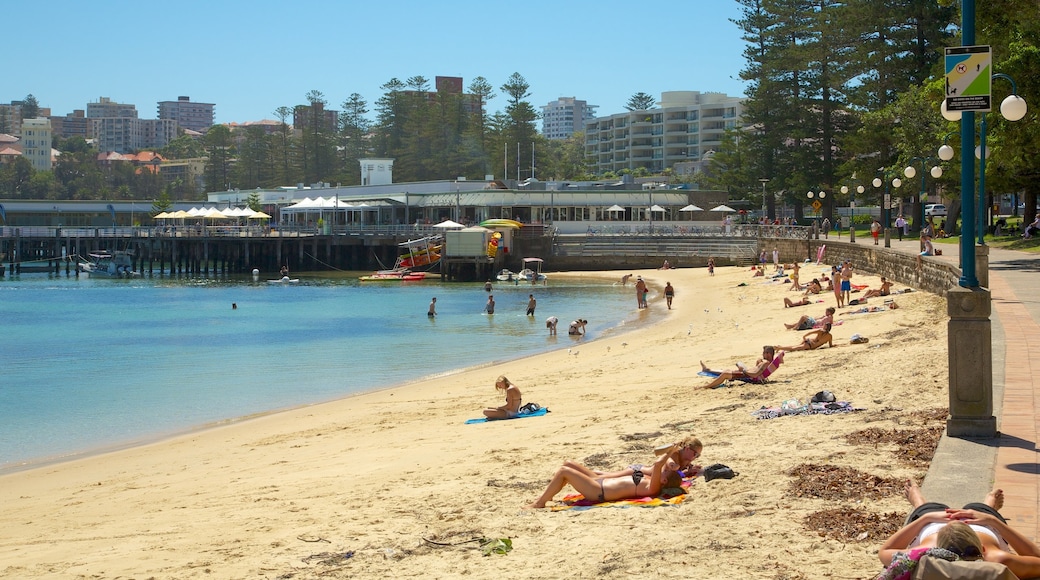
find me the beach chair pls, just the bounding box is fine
[911,555,1017,580]
[732,351,785,384]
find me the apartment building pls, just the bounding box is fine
[584,91,744,175]
[21,118,53,171]
[49,109,89,140]
[88,97,178,153]
[0,100,52,137]
[540,97,597,140]
[158,96,215,133]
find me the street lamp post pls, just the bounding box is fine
[806,190,825,238]
[839,184,865,243]
[942,71,1027,286]
[903,158,941,242]
[760,178,770,220]
[870,174,902,247]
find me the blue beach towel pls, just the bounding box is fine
[465,407,549,424]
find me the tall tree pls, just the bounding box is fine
[202,124,234,192]
[272,106,297,185]
[498,73,540,181]
[339,93,370,185]
[20,94,40,120]
[624,92,657,111]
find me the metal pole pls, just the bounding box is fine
[978,115,987,245]
[959,0,978,287]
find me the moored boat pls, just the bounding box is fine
[496,269,516,282]
[78,251,140,278]
[519,257,547,283]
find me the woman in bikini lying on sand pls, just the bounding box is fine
[527,438,701,509]
[877,479,1040,579]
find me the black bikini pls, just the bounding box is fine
[631,469,644,485]
[597,468,645,503]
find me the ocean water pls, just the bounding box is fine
[0,271,652,471]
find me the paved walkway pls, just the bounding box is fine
[852,233,1040,542]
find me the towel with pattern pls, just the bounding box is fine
[549,481,692,512]
[751,400,863,420]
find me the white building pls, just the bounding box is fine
[359,158,394,186]
[541,97,597,140]
[20,118,53,171]
[584,91,745,175]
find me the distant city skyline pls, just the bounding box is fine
[6,0,748,127]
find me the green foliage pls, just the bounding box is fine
[480,538,512,556]
[152,191,173,215]
[625,92,656,111]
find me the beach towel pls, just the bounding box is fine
[464,406,548,424]
[549,481,692,512]
[751,400,863,420]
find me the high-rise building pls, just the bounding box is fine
[0,100,52,137]
[158,96,215,133]
[49,110,89,140]
[584,91,745,175]
[541,97,597,140]
[20,118,53,171]
[88,97,178,153]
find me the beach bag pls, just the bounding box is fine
[703,463,737,482]
[519,402,544,414]
[812,390,836,403]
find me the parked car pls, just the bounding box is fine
[925,204,947,217]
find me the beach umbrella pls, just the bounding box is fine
[679,204,703,212]
[433,219,464,229]
[202,209,229,220]
[648,204,666,213]
[153,211,171,219]
[248,211,272,219]
[710,204,736,213]
[606,204,625,213]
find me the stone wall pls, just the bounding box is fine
[761,237,960,296]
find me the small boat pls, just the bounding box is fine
[479,219,522,229]
[78,251,140,278]
[519,257,547,283]
[359,269,422,282]
[268,276,299,284]
[496,269,516,282]
[360,236,441,281]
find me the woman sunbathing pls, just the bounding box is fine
[562,436,703,481]
[482,375,521,420]
[785,306,835,330]
[775,324,832,351]
[698,346,782,389]
[527,441,692,509]
[877,480,1040,579]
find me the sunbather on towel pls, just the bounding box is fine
[527,442,687,509]
[862,277,893,299]
[785,306,835,330]
[877,480,1040,579]
[482,375,522,420]
[562,436,704,481]
[699,346,782,389]
[775,324,833,351]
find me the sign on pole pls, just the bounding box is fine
[945,45,992,112]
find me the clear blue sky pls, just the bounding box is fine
[7,0,748,126]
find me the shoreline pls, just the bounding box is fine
[0,265,949,579]
[0,271,658,476]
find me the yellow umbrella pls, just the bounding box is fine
[248,211,272,219]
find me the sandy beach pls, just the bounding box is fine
[0,263,950,579]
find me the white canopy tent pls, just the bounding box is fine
[710,204,736,212]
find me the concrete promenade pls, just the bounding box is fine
[851,233,1040,542]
